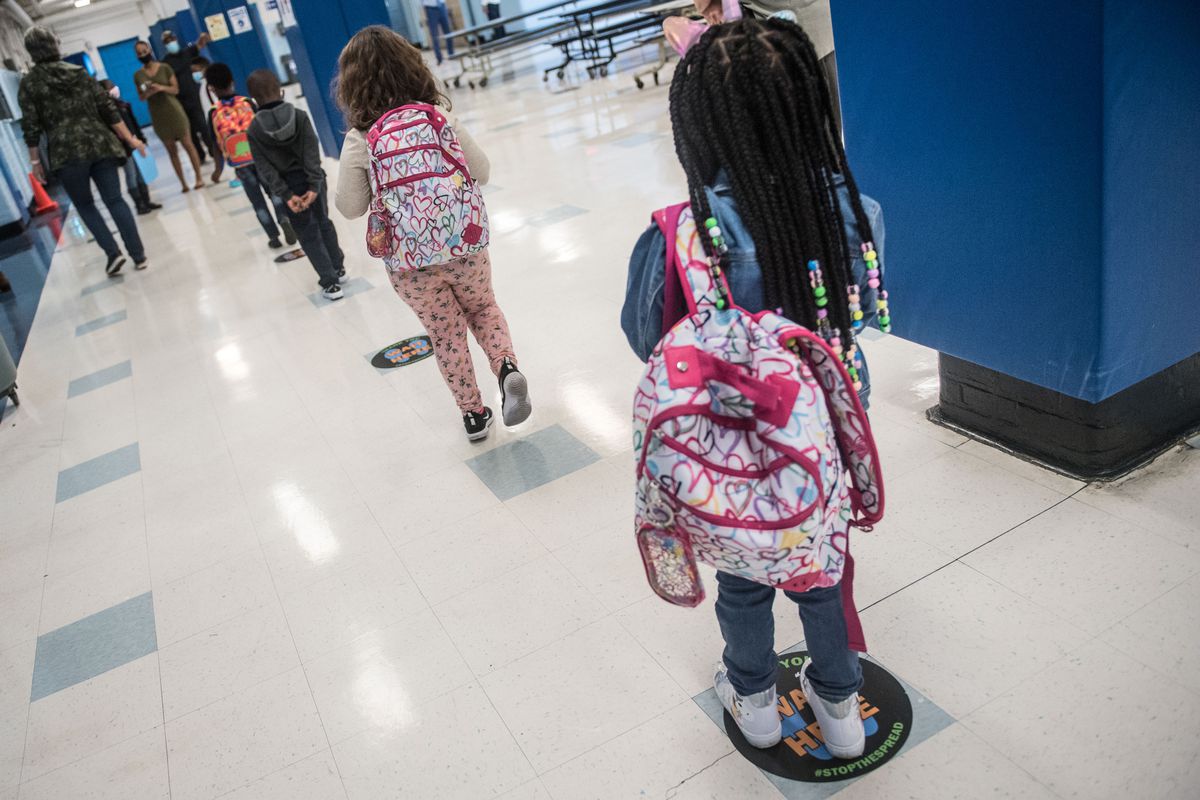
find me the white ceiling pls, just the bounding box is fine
[17,0,149,25]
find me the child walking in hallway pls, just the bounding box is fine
[333,26,531,442]
[245,69,346,300]
[204,63,296,250]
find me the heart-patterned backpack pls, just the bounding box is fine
[364,104,489,272]
[632,203,885,607]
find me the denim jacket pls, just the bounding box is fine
[620,175,886,404]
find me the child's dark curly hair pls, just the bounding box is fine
[335,26,449,131]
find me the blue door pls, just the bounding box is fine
[98,37,151,128]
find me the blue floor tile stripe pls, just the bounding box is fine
[31,592,157,702]
[67,360,132,399]
[528,205,588,228]
[55,442,141,503]
[80,274,124,296]
[466,424,599,501]
[75,309,127,337]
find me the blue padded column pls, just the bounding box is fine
[831,0,1200,404]
[283,0,392,156]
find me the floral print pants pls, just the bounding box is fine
[389,250,516,414]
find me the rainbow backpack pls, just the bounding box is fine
[632,203,885,607]
[364,104,489,272]
[211,96,256,168]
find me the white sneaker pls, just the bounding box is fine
[322,284,344,301]
[714,664,781,749]
[800,661,864,758]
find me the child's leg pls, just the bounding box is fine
[783,584,863,701]
[445,250,516,374]
[714,571,779,696]
[236,166,281,240]
[312,188,344,271]
[390,267,484,413]
[289,205,338,288]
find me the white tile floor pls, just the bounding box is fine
[2,49,1199,800]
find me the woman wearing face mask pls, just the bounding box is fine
[133,39,205,192]
[19,27,150,275]
[161,30,223,182]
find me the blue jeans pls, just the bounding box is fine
[715,571,863,702]
[425,4,455,63]
[236,165,287,240]
[57,158,145,263]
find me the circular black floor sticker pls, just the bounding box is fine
[274,249,306,263]
[371,336,434,368]
[724,652,912,782]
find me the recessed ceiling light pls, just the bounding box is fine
[74,0,91,8]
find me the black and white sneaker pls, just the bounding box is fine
[499,358,531,426]
[322,283,344,301]
[105,253,126,276]
[463,407,495,442]
[134,258,149,271]
[337,268,348,285]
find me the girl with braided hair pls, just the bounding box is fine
[621,16,890,756]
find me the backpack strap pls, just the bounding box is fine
[786,329,885,527]
[653,202,734,315]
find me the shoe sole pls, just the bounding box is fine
[501,372,531,426]
[466,415,494,442]
[134,261,148,271]
[324,291,344,301]
[106,256,126,276]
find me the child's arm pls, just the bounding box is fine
[334,129,371,219]
[452,117,490,185]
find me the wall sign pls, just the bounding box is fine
[371,336,434,368]
[725,652,913,782]
[277,0,297,27]
[227,6,254,35]
[205,13,231,41]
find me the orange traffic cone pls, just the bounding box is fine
[29,172,59,215]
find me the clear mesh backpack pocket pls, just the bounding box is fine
[636,522,704,607]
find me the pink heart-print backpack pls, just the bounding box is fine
[632,203,885,607]
[365,104,489,272]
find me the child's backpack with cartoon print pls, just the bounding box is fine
[211,97,256,168]
[632,203,885,607]
[364,104,489,271]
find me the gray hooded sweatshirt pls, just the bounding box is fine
[246,101,325,201]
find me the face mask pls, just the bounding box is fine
[165,41,181,55]
[192,72,204,84]
[137,53,153,65]
[108,86,120,99]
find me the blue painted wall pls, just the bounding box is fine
[98,38,152,127]
[832,1,1200,402]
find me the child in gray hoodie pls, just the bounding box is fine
[245,69,346,300]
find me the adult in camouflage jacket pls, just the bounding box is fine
[19,27,150,275]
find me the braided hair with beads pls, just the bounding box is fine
[668,16,883,377]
